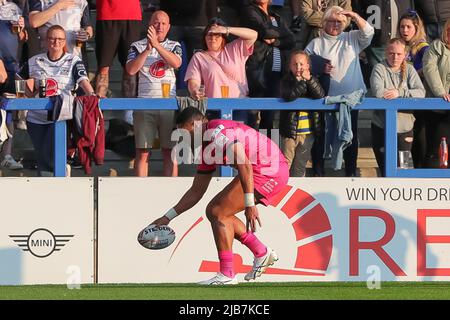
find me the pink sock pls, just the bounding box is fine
[218,251,234,278]
[240,232,267,258]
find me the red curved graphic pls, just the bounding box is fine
[295,235,333,270]
[291,204,331,241]
[169,216,204,261]
[171,185,333,277]
[279,189,333,273]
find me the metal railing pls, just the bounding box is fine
[4,97,450,178]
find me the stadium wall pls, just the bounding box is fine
[0,178,94,285]
[97,177,450,283]
[1,177,450,285]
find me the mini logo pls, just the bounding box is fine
[9,228,74,258]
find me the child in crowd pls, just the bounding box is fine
[280,50,325,177]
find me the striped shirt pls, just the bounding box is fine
[271,17,281,73]
[27,52,88,124]
[127,38,182,98]
[296,111,311,135]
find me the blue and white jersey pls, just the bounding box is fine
[127,38,182,98]
[29,0,89,56]
[0,1,22,21]
[27,52,88,124]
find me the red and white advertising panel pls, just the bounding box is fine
[97,177,450,283]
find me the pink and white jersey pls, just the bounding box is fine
[197,120,289,205]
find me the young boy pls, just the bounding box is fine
[280,50,325,177]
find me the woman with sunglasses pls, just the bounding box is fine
[184,18,257,123]
[22,25,95,176]
[398,10,430,168]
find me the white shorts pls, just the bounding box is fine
[133,110,176,149]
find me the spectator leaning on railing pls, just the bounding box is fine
[305,6,374,177]
[370,38,426,176]
[422,18,450,168]
[20,25,95,176]
[279,50,325,177]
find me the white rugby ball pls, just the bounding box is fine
[137,224,176,250]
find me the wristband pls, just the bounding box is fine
[226,27,230,37]
[244,193,255,207]
[164,208,178,221]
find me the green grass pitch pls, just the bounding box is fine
[1,282,450,300]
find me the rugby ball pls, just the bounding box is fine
[137,224,176,250]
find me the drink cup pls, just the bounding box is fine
[198,84,205,99]
[11,13,21,34]
[15,80,26,98]
[11,23,21,34]
[220,85,229,98]
[76,29,87,48]
[398,150,413,169]
[161,80,171,98]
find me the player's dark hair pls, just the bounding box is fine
[176,107,205,125]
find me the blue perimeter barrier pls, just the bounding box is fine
[5,97,450,178]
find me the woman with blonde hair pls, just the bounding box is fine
[422,19,450,168]
[370,38,425,176]
[398,10,429,75]
[398,10,430,168]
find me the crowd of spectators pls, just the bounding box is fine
[1,0,450,177]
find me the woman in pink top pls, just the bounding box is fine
[184,17,258,125]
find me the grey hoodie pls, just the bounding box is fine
[370,60,426,133]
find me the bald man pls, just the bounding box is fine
[125,10,183,177]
